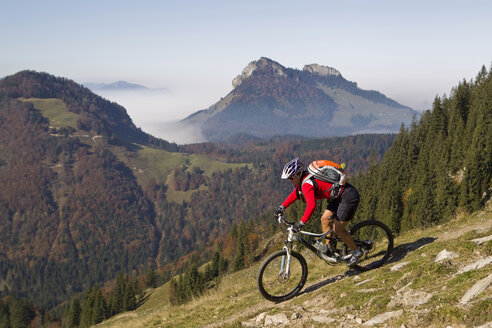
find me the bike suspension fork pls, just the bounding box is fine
[280,231,294,278]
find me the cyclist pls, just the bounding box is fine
[275,157,363,267]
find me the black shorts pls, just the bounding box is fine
[326,182,360,222]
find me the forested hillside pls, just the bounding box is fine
[0,99,160,309]
[353,65,491,235]
[0,71,394,320]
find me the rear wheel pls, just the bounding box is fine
[257,249,308,302]
[342,220,393,271]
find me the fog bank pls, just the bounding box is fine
[91,88,209,144]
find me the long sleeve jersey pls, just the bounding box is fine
[281,175,344,223]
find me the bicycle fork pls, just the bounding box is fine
[279,245,292,280]
[279,228,295,280]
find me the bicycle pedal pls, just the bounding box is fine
[318,250,338,264]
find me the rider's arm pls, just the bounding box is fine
[300,182,316,223]
[281,189,298,208]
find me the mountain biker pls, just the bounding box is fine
[275,157,363,267]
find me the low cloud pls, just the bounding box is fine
[91,88,209,144]
[143,120,206,144]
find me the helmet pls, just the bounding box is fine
[281,158,304,179]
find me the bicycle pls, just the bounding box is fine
[257,214,394,302]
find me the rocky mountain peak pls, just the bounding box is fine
[232,57,286,89]
[303,63,341,77]
[184,57,418,141]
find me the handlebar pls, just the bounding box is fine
[275,214,330,238]
[275,214,295,226]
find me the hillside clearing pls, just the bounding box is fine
[19,97,80,129]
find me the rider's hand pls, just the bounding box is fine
[292,221,304,232]
[274,205,284,216]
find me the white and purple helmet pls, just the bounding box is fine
[281,157,304,179]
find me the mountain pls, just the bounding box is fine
[183,57,420,141]
[0,71,177,149]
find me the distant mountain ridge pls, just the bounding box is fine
[84,80,149,91]
[183,57,419,141]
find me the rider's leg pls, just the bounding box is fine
[333,220,357,251]
[330,183,360,252]
[320,209,335,245]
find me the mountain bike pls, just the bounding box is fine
[257,214,393,302]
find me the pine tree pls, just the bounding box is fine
[448,80,471,166]
[79,291,93,328]
[144,264,156,288]
[373,124,408,233]
[123,277,137,311]
[108,272,125,316]
[65,298,81,328]
[92,287,107,324]
[169,278,179,305]
[7,297,34,328]
[434,146,458,218]
[353,154,380,223]
[185,261,205,296]
[211,248,221,278]
[204,263,214,282]
[460,110,491,210]
[0,299,9,328]
[459,66,492,210]
[233,239,246,271]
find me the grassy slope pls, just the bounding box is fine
[112,144,251,203]
[97,203,492,328]
[318,87,414,128]
[19,98,79,129]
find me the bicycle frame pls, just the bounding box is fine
[279,215,342,263]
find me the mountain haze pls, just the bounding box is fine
[183,57,419,141]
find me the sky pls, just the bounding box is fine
[1,0,491,143]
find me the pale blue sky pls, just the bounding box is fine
[1,0,491,142]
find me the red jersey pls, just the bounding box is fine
[281,175,344,223]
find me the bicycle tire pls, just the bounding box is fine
[257,249,308,302]
[343,220,394,272]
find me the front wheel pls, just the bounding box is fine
[343,220,394,271]
[257,249,308,302]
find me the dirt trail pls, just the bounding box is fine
[436,209,492,241]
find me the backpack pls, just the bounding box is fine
[300,160,346,201]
